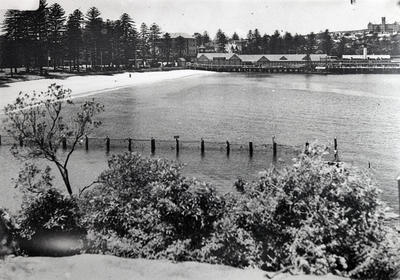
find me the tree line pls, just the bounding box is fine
[0,0,188,75]
[2,0,399,75]
[197,27,400,56]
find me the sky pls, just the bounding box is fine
[1,0,400,37]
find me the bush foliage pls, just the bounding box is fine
[82,153,225,258]
[10,146,400,278]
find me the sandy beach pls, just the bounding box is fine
[0,70,213,111]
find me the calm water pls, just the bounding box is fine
[1,72,400,213]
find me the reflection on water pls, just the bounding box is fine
[1,73,400,213]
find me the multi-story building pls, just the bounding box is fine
[168,33,197,58]
[367,17,400,34]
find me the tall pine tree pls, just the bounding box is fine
[66,9,83,71]
[48,3,66,70]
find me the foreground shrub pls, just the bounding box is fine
[0,208,17,257]
[16,188,85,256]
[230,145,399,278]
[82,153,225,258]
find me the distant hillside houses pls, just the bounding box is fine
[196,53,328,66]
[368,17,400,34]
[332,17,399,37]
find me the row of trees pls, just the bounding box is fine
[1,0,187,75]
[2,1,400,74]
[209,28,400,56]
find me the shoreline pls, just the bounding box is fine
[0,69,214,112]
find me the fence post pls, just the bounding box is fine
[19,136,23,147]
[249,142,253,157]
[151,138,156,154]
[128,138,132,152]
[272,137,277,159]
[226,140,230,156]
[305,142,309,154]
[106,136,110,152]
[201,138,205,155]
[85,135,89,151]
[334,137,338,161]
[62,137,67,150]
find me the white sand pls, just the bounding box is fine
[0,70,213,111]
[1,254,348,280]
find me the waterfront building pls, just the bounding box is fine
[196,53,328,65]
[342,47,391,60]
[196,53,328,67]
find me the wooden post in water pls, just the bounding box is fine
[106,136,110,152]
[62,137,67,150]
[175,136,180,155]
[272,137,277,159]
[85,135,89,151]
[249,142,253,157]
[151,138,156,154]
[305,142,309,155]
[128,138,132,152]
[201,138,205,155]
[398,177,400,223]
[226,140,230,156]
[334,137,338,161]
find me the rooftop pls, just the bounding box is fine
[168,32,194,39]
[197,53,328,62]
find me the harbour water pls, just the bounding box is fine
[1,72,400,213]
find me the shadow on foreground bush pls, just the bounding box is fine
[16,188,86,256]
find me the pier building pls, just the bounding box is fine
[192,52,400,74]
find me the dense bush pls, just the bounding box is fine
[11,146,399,278]
[82,153,225,258]
[16,188,85,256]
[225,145,399,278]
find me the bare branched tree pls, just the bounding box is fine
[3,84,104,195]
